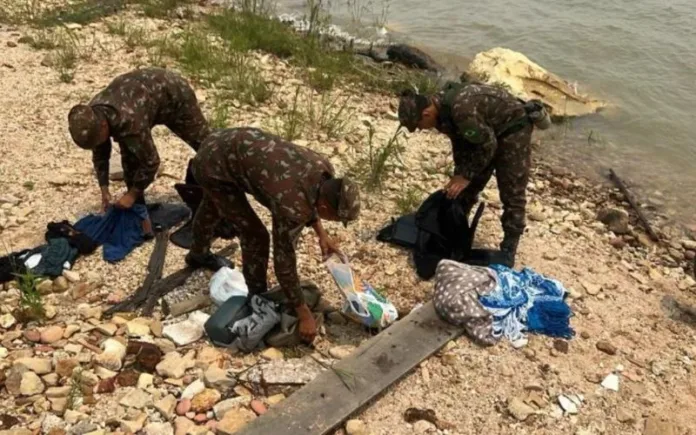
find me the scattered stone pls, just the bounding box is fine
[507,397,535,421]
[45,305,57,319]
[105,290,126,304]
[558,395,578,414]
[77,305,102,320]
[193,414,208,424]
[64,409,88,425]
[55,358,79,378]
[162,311,209,346]
[345,419,366,435]
[94,366,118,379]
[63,271,80,283]
[120,413,147,434]
[609,237,626,249]
[250,400,267,416]
[95,323,118,336]
[413,420,436,434]
[126,320,151,337]
[542,252,558,261]
[596,341,618,355]
[37,280,54,294]
[116,369,140,387]
[204,365,236,390]
[261,348,284,361]
[195,347,223,368]
[46,386,71,398]
[19,371,45,396]
[585,372,603,384]
[191,389,221,413]
[63,325,80,339]
[234,385,253,397]
[42,414,65,434]
[582,281,602,296]
[616,408,635,424]
[580,331,591,340]
[553,340,569,354]
[597,208,629,234]
[644,417,676,435]
[329,345,356,360]
[144,422,174,435]
[213,397,252,420]
[0,313,16,329]
[138,373,154,389]
[601,373,620,392]
[119,388,153,409]
[176,399,192,416]
[42,373,59,386]
[40,325,65,344]
[156,394,177,419]
[182,379,206,399]
[23,329,41,342]
[150,320,163,337]
[94,338,127,371]
[173,418,195,435]
[216,409,256,435]
[53,277,69,292]
[15,357,52,374]
[267,394,285,406]
[50,397,68,413]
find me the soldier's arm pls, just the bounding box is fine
[272,215,306,307]
[92,139,112,187]
[451,108,497,180]
[120,131,161,194]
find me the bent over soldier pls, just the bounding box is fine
[67,67,211,212]
[186,127,361,343]
[398,82,550,265]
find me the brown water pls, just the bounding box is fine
[276,0,696,226]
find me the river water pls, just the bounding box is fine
[275,0,696,225]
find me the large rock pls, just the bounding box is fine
[216,409,256,435]
[468,47,606,118]
[19,371,45,396]
[597,208,629,235]
[163,311,209,346]
[156,351,196,379]
[15,358,52,374]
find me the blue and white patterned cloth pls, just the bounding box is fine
[478,265,574,342]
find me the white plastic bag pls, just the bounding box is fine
[210,267,248,306]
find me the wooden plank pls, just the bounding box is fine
[162,292,211,317]
[237,302,462,435]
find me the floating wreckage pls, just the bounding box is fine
[468,47,607,118]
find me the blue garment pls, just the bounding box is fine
[478,265,574,341]
[74,205,149,263]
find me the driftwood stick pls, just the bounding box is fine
[142,243,238,316]
[105,231,169,316]
[608,169,661,242]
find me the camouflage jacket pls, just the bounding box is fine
[197,127,336,301]
[89,68,198,191]
[436,84,527,180]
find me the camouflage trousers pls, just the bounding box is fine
[166,86,212,152]
[457,125,532,238]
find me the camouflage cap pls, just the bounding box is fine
[337,178,361,226]
[397,89,430,133]
[68,104,101,150]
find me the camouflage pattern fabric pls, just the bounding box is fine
[190,127,337,306]
[89,67,210,191]
[437,84,532,238]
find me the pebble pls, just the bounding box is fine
[413,420,436,433]
[558,395,578,414]
[40,325,65,344]
[23,329,41,342]
[19,371,45,396]
[144,422,174,435]
[204,365,236,390]
[214,397,253,420]
[193,414,208,423]
[580,331,591,340]
[261,347,284,361]
[63,270,81,283]
[126,320,151,337]
[616,408,635,424]
[345,419,367,435]
[182,379,206,399]
[329,345,356,360]
[267,394,286,405]
[37,280,54,294]
[582,281,602,296]
[601,373,620,392]
[156,350,196,378]
[53,277,69,292]
[508,397,535,421]
[138,373,154,389]
[55,358,79,378]
[64,324,80,338]
[553,339,569,354]
[96,323,118,336]
[176,399,192,416]
[155,395,177,420]
[119,388,153,409]
[15,357,52,374]
[250,400,267,416]
[216,408,256,435]
[0,313,17,328]
[596,340,618,355]
[542,252,558,261]
[191,388,221,413]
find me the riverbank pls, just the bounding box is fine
[1,2,696,435]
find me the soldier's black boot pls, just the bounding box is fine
[185,251,233,271]
[499,235,520,267]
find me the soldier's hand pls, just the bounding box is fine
[100,190,112,213]
[319,235,347,263]
[296,304,317,343]
[445,175,470,199]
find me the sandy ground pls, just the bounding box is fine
[1,7,696,435]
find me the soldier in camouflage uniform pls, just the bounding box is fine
[398,82,544,265]
[187,127,361,343]
[67,67,211,213]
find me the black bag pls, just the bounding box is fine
[377,190,511,280]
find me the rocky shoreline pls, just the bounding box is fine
[1,2,696,435]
